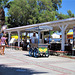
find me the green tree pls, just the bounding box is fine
[0,0,9,29]
[67,10,74,17]
[8,0,62,28]
[56,10,75,20]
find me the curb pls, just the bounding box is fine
[60,55,75,59]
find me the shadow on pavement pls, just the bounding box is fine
[0,64,48,75]
[23,54,49,58]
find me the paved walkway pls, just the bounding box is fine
[0,48,75,75]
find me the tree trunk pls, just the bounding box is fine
[0,7,5,30]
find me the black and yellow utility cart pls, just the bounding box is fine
[26,26,53,57]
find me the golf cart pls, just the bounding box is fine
[26,26,53,57]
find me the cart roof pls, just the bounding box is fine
[25,26,53,31]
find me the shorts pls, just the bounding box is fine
[1,44,5,46]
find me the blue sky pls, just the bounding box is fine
[58,0,74,33]
[58,0,75,14]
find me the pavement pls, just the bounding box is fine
[0,48,75,75]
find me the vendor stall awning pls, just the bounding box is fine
[67,32,73,35]
[51,33,60,38]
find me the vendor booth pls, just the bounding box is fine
[25,26,53,57]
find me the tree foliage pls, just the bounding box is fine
[8,0,62,28]
[0,0,9,29]
[67,10,74,17]
[56,10,75,20]
[0,0,9,8]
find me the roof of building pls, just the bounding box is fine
[5,18,75,32]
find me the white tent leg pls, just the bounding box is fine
[65,30,69,43]
[38,30,40,44]
[18,31,20,47]
[59,24,68,51]
[20,32,22,42]
[61,25,65,51]
[8,32,11,45]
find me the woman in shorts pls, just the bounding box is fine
[1,34,8,55]
[0,38,3,55]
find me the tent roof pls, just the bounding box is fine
[25,26,53,31]
[5,18,75,32]
[67,32,73,35]
[51,33,60,38]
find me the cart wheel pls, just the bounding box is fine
[31,50,34,56]
[29,48,33,56]
[45,53,49,57]
[34,48,38,58]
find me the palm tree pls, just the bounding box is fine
[0,0,9,30]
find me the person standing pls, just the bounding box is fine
[30,32,38,44]
[1,34,8,55]
[0,31,3,38]
[0,38,3,55]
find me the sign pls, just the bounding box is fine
[73,26,75,38]
[38,45,48,53]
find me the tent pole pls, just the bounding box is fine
[20,32,22,42]
[61,25,65,51]
[38,27,40,45]
[8,32,11,46]
[59,24,68,51]
[49,30,50,44]
[17,31,20,47]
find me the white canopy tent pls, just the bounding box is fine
[51,33,60,38]
[5,18,75,51]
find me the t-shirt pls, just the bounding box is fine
[30,36,38,43]
[1,37,6,45]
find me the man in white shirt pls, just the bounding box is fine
[30,32,38,44]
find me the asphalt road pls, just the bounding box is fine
[0,48,75,75]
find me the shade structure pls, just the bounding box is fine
[25,26,53,32]
[4,18,75,32]
[4,18,75,51]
